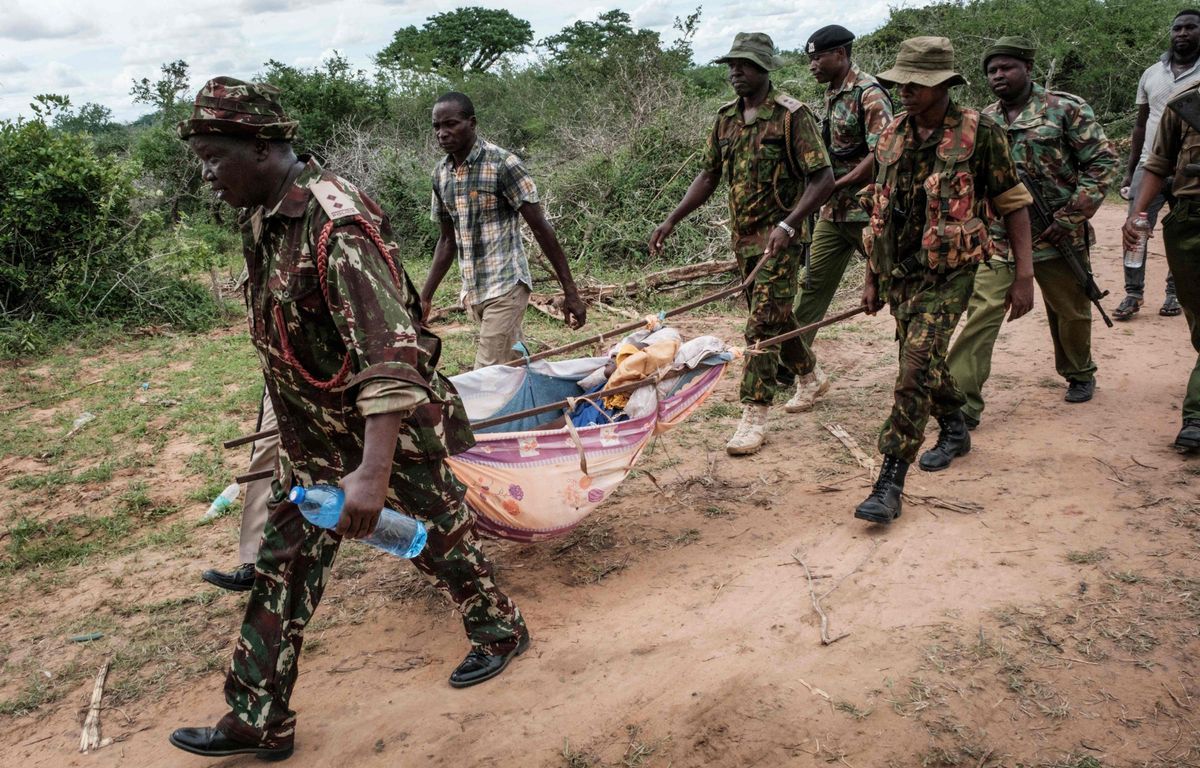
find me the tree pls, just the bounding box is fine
[129,60,197,221]
[260,53,393,154]
[130,59,191,124]
[857,0,1181,131]
[541,10,660,65]
[376,7,533,74]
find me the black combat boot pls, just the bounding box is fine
[1176,418,1200,453]
[918,410,971,472]
[854,455,908,525]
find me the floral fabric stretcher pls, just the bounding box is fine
[446,328,734,542]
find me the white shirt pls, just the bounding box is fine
[1137,52,1200,164]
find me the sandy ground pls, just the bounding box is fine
[3,201,1199,767]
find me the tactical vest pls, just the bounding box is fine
[862,107,993,276]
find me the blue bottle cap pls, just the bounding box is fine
[288,486,306,504]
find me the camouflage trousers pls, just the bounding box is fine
[734,231,816,404]
[217,460,527,748]
[878,267,976,463]
[1161,200,1200,421]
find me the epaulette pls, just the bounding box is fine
[773,92,804,112]
[307,175,362,224]
[1047,89,1086,106]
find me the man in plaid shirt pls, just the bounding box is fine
[421,92,586,368]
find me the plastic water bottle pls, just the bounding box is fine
[202,483,240,521]
[288,484,427,559]
[1124,212,1150,269]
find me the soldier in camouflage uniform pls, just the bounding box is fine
[946,37,1118,429]
[856,38,1035,525]
[168,78,528,762]
[787,25,893,412]
[650,32,834,456]
[1123,80,1200,453]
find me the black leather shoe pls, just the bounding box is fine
[449,634,530,688]
[201,563,256,592]
[169,727,293,761]
[918,411,971,472]
[963,413,980,431]
[1065,379,1095,403]
[854,456,908,525]
[1176,419,1200,453]
[1161,295,1183,316]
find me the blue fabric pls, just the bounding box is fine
[474,368,586,434]
[570,384,625,428]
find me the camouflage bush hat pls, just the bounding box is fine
[982,36,1037,70]
[714,32,784,71]
[177,76,298,142]
[877,36,967,88]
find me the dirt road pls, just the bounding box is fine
[3,201,1198,767]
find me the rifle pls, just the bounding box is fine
[1016,169,1113,328]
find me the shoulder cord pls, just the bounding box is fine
[274,216,404,391]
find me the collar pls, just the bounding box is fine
[1161,51,1200,77]
[902,100,961,146]
[443,138,485,170]
[828,65,862,99]
[720,84,781,122]
[263,155,322,220]
[991,82,1047,128]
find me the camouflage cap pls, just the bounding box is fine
[877,36,967,89]
[982,36,1036,70]
[177,76,298,142]
[714,32,784,72]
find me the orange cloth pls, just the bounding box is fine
[602,339,681,409]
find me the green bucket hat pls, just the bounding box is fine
[177,76,298,142]
[877,36,967,88]
[982,36,1036,70]
[714,32,784,71]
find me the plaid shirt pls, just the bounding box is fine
[431,138,537,306]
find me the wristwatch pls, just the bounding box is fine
[776,221,796,238]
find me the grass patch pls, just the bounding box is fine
[1066,549,1109,565]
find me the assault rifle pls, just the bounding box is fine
[1016,169,1113,328]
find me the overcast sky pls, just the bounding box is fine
[1,0,909,123]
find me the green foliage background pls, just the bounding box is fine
[0,1,1180,357]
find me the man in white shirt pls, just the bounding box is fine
[1115,9,1200,320]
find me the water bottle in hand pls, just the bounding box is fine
[288,484,427,559]
[1124,212,1150,269]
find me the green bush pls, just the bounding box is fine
[0,117,222,357]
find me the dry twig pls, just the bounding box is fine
[822,423,876,474]
[3,378,106,413]
[79,659,110,753]
[792,544,879,645]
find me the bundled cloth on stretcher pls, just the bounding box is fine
[447,327,734,541]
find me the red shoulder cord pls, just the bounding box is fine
[273,216,405,391]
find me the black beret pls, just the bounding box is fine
[806,25,855,55]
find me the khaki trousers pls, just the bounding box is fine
[238,390,277,564]
[469,282,531,369]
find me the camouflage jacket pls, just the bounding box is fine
[984,83,1118,261]
[863,101,1032,275]
[820,66,893,223]
[242,158,474,491]
[1146,81,1200,198]
[704,85,831,240]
